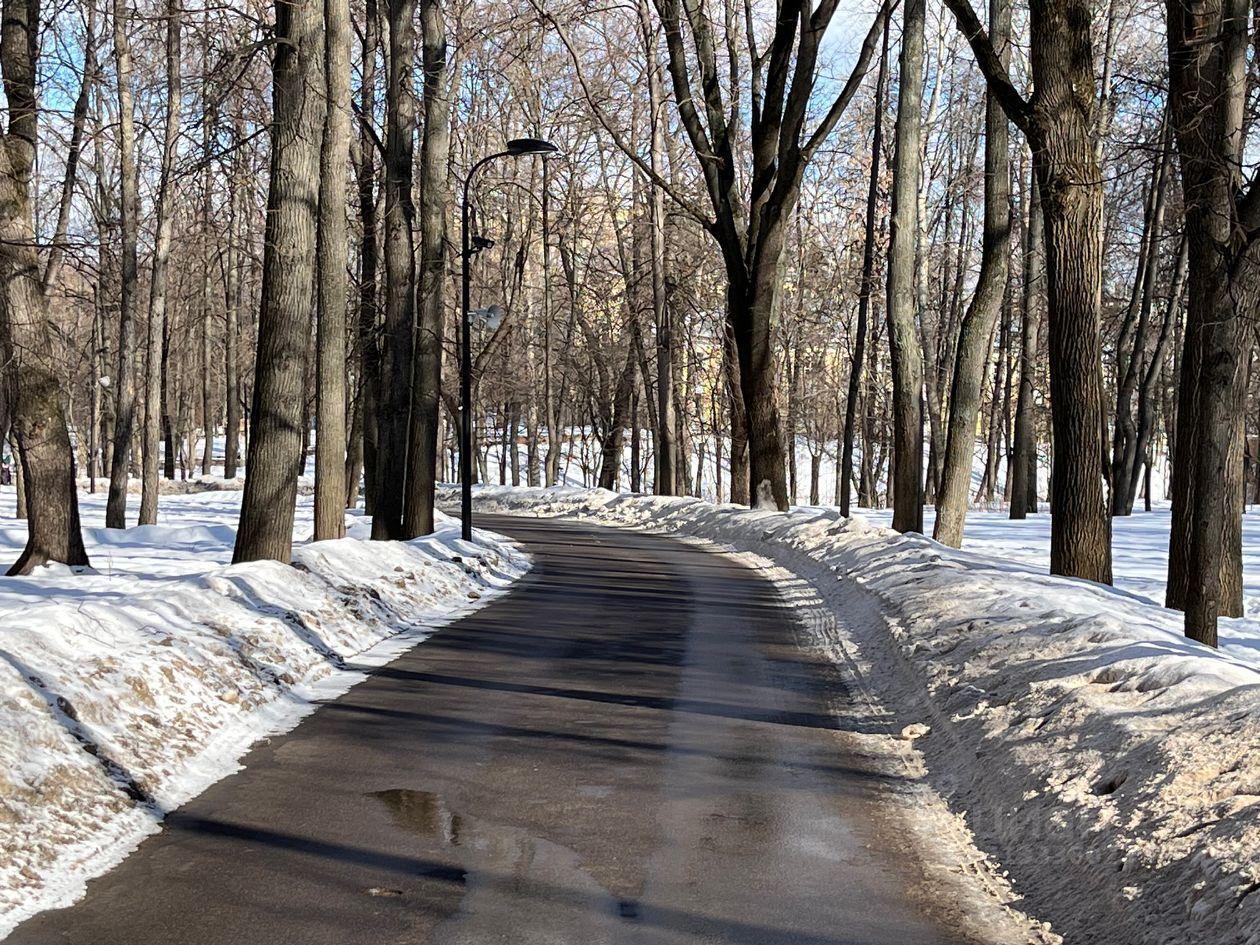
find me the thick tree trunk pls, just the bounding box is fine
[370,0,417,539]
[934,0,1010,547]
[139,0,181,526]
[402,0,449,538]
[313,0,350,541]
[726,260,789,509]
[946,0,1112,582]
[0,0,89,572]
[1165,0,1253,644]
[106,0,140,528]
[1030,19,1112,583]
[233,0,323,563]
[885,0,927,533]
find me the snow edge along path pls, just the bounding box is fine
[0,516,528,939]
[464,485,1260,945]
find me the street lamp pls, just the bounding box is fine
[460,138,560,541]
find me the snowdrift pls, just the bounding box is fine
[466,485,1260,945]
[0,508,527,937]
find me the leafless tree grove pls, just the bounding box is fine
[0,0,1254,646]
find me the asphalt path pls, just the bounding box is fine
[7,515,972,945]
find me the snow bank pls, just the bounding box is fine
[465,485,1260,945]
[0,494,527,937]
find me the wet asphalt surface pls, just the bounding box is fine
[7,515,970,945]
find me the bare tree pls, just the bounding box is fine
[934,0,1010,546]
[369,0,416,539]
[234,0,324,562]
[945,0,1113,584]
[105,0,140,528]
[0,0,90,573]
[402,0,450,537]
[314,0,350,541]
[886,0,927,532]
[139,0,182,526]
[1164,0,1258,644]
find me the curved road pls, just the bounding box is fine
[9,516,973,945]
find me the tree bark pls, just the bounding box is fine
[933,0,1010,546]
[314,0,350,541]
[354,0,379,512]
[1,0,90,572]
[1010,171,1043,519]
[223,99,246,479]
[945,0,1113,583]
[106,0,140,528]
[1165,0,1255,644]
[139,0,181,525]
[370,0,417,539]
[841,19,889,519]
[402,0,449,538]
[886,0,927,533]
[233,0,324,562]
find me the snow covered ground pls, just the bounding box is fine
[466,486,1260,945]
[861,504,1260,642]
[0,481,528,938]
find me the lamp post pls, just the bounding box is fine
[461,137,559,541]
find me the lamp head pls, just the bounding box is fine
[506,137,560,156]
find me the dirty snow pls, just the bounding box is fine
[0,482,527,938]
[465,485,1260,945]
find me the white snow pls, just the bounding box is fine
[465,485,1260,945]
[0,481,528,938]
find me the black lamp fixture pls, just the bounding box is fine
[458,138,560,541]
[506,137,561,157]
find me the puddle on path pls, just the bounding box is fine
[368,787,643,942]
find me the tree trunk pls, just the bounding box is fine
[370,0,416,539]
[598,348,638,491]
[1165,0,1254,644]
[1010,172,1043,519]
[224,100,246,479]
[313,0,350,541]
[1111,129,1171,516]
[946,0,1113,582]
[722,320,750,505]
[199,78,216,478]
[0,0,90,572]
[233,0,324,563]
[402,0,449,538]
[637,6,675,498]
[106,0,140,528]
[354,0,379,513]
[841,20,889,519]
[934,0,1010,546]
[885,0,927,533]
[139,0,181,526]
[1030,4,1112,584]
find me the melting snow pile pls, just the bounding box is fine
[0,489,527,937]
[465,485,1260,945]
